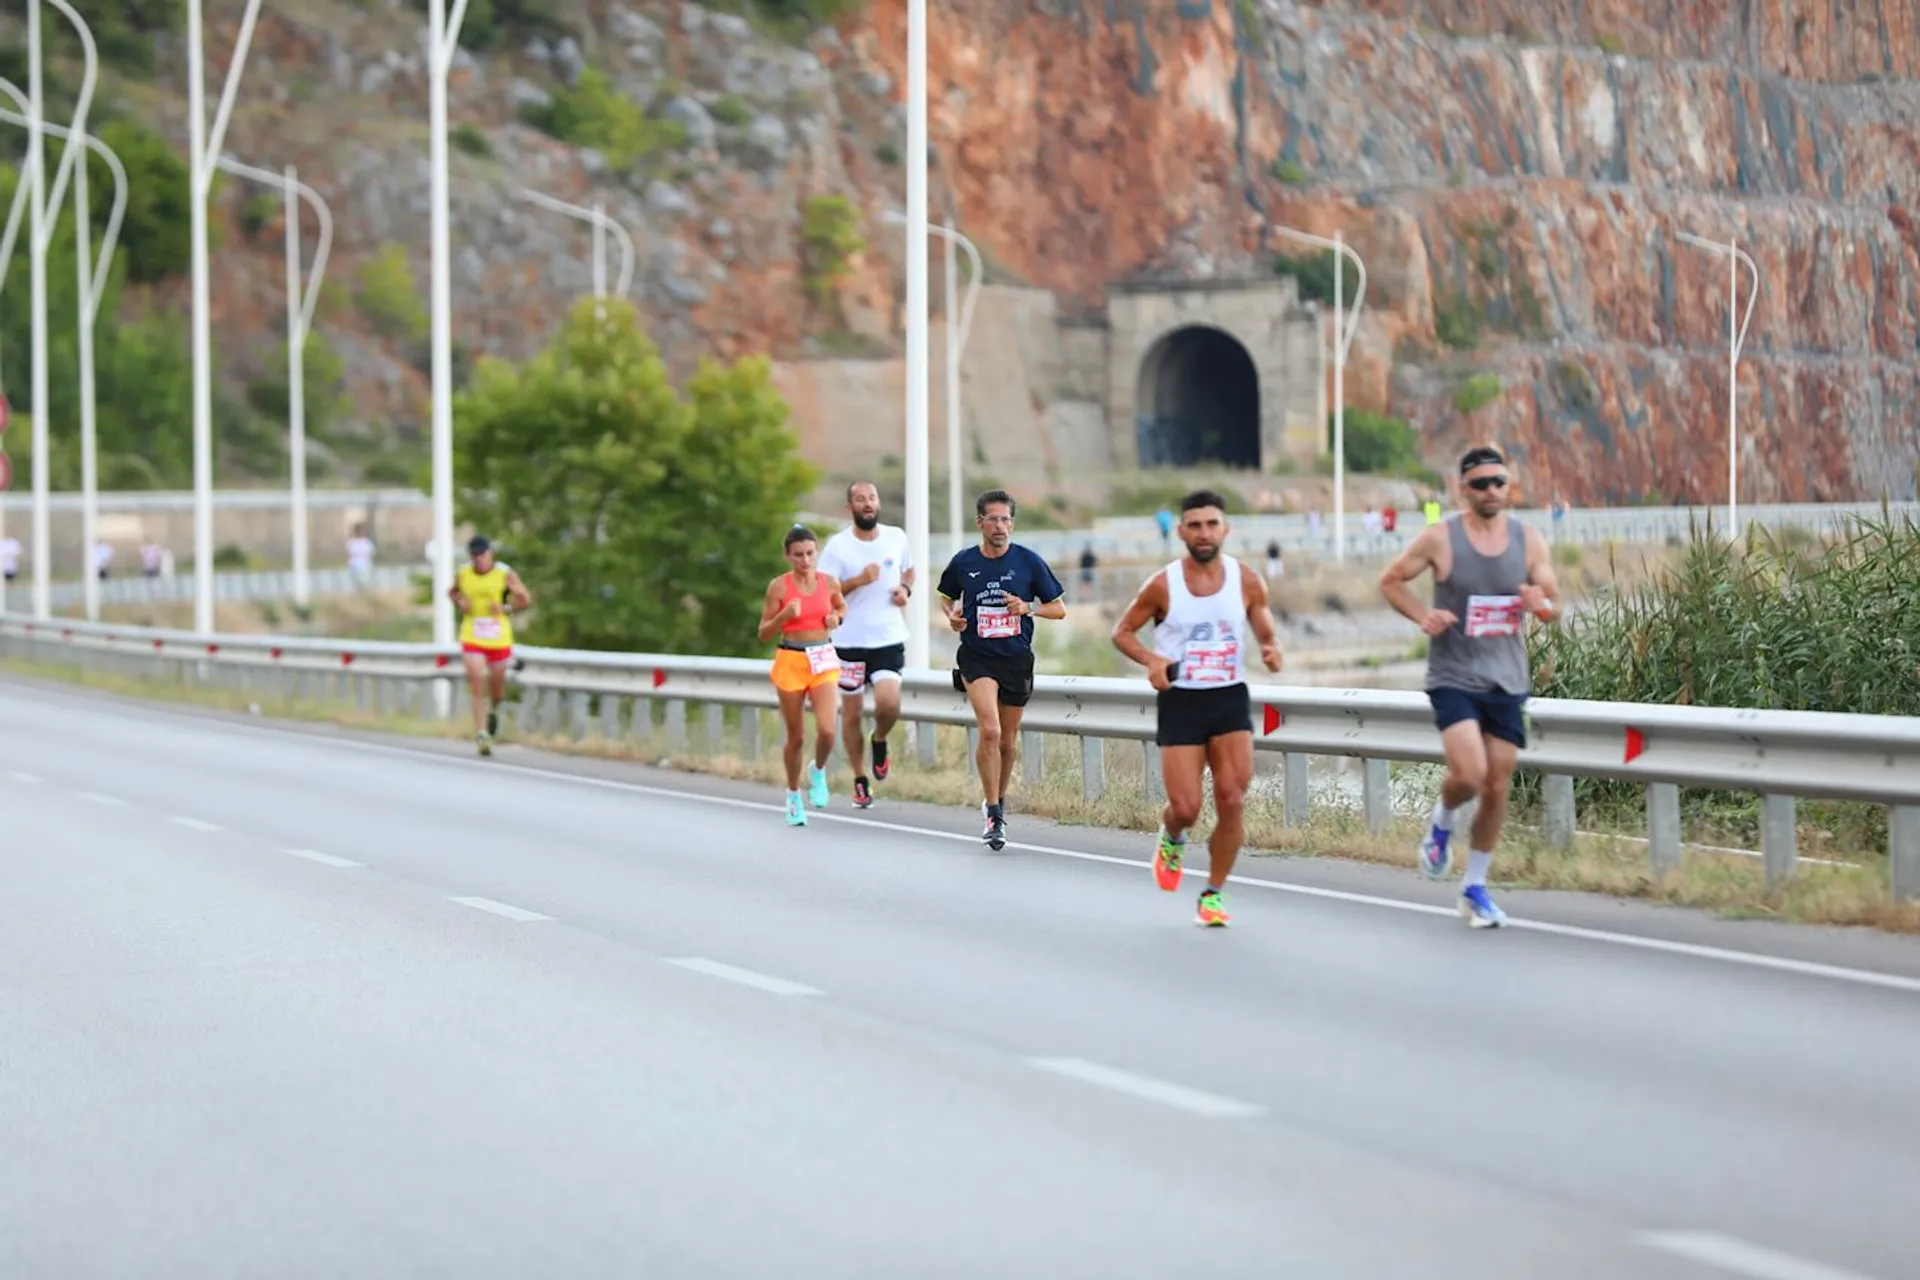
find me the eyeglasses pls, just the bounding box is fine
[1466,476,1509,492]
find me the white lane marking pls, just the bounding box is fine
[168,816,221,832]
[8,769,41,783]
[75,791,123,806]
[449,896,553,922]
[1638,1230,1879,1280]
[50,693,1920,998]
[285,849,363,869]
[664,957,823,997]
[1030,1057,1266,1119]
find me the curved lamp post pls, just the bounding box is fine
[1675,230,1760,537]
[1271,225,1366,562]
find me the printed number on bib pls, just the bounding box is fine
[838,660,867,690]
[1464,595,1523,638]
[1181,641,1239,684]
[976,606,1020,640]
[472,617,503,641]
[804,644,840,676]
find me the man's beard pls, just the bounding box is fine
[1190,543,1220,563]
[852,512,880,531]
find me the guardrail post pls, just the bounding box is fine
[917,722,938,769]
[966,727,978,778]
[601,694,623,741]
[739,706,760,760]
[1647,783,1681,875]
[1143,741,1164,802]
[1282,753,1310,828]
[1362,758,1390,834]
[1891,806,1920,901]
[1022,730,1044,787]
[1543,775,1576,849]
[704,702,724,753]
[355,674,371,713]
[1080,735,1104,802]
[1762,794,1797,889]
[541,687,563,736]
[568,692,590,742]
[665,699,687,751]
[516,687,540,737]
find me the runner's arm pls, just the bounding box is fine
[1378,526,1443,626]
[1027,557,1068,621]
[504,569,532,611]
[1243,562,1284,672]
[1109,572,1169,672]
[756,579,798,643]
[1521,526,1562,621]
[824,576,848,631]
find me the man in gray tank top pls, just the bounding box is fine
[1379,446,1562,928]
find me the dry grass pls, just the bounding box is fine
[7,657,1913,933]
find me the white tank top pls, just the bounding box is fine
[1152,556,1247,690]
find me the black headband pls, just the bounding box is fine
[1459,447,1506,475]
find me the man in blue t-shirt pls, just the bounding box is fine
[936,488,1067,850]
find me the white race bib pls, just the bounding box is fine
[804,643,840,676]
[837,660,868,691]
[471,617,503,641]
[1181,640,1239,684]
[976,605,1020,639]
[1465,595,1524,638]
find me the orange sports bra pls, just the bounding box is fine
[781,572,833,635]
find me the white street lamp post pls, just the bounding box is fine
[1675,230,1759,537]
[186,0,264,635]
[902,0,931,671]
[429,0,474,673]
[1271,225,1366,562]
[217,156,333,608]
[515,188,636,317]
[883,210,982,556]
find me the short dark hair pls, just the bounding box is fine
[976,488,1016,518]
[783,524,817,550]
[1179,488,1228,515]
[1459,445,1507,475]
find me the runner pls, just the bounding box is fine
[818,482,914,810]
[1378,445,1561,928]
[448,535,532,757]
[1111,490,1284,927]
[758,524,848,827]
[936,489,1067,850]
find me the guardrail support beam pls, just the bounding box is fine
[704,702,724,753]
[1080,735,1104,802]
[917,722,938,769]
[1762,794,1797,889]
[1362,758,1391,834]
[1647,783,1682,876]
[665,699,686,751]
[1143,741,1165,802]
[1891,806,1920,901]
[1543,774,1576,849]
[739,706,760,761]
[1284,753,1309,828]
[1022,730,1044,787]
[601,693,624,741]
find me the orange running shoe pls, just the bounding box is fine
[1196,888,1230,928]
[1153,828,1184,892]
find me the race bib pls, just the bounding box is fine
[1465,595,1524,638]
[1181,640,1239,684]
[804,643,840,676]
[471,617,503,641]
[976,606,1020,639]
[837,660,868,691]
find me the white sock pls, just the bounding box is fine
[1431,799,1459,832]
[1464,850,1493,888]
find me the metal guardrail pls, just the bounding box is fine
[44,565,417,610]
[1,613,1915,899]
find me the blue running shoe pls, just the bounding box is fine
[785,791,807,827]
[807,764,830,810]
[1418,826,1453,880]
[1459,884,1507,929]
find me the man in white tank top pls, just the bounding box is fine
[1111,490,1284,928]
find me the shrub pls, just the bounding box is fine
[1273,250,1360,307]
[1270,158,1309,187]
[1340,408,1422,474]
[801,194,864,306]
[711,95,754,126]
[1433,290,1482,349]
[452,123,493,159]
[354,244,430,347]
[1453,373,1503,414]
[521,68,687,170]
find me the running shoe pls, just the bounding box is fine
[1196,887,1231,928]
[785,791,807,827]
[807,764,830,810]
[486,707,500,738]
[981,804,1007,851]
[853,777,873,810]
[476,731,492,758]
[1153,828,1185,892]
[1459,884,1507,929]
[872,737,890,782]
[1418,825,1453,880]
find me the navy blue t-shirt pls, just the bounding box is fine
[936,544,1065,658]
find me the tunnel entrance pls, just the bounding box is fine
[1133,325,1261,469]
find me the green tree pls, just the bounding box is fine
[522,68,685,170]
[91,119,199,283]
[801,194,863,306]
[1341,408,1421,473]
[1454,372,1503,414]
[354,244,429,346]
[452,299,818,653]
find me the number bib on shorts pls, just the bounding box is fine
[472,617,503,642]
[1180,640,1240,685]
[838,660,867,689]
[976,606,1019,639]
[1465,594,1524,638]
[804,643,839,676]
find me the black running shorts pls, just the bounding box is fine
[1156,683,1253,747]
[955,646,1036,708]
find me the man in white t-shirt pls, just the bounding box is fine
[817,480,914,810]
[347,524,376,582]
[0,534,20,583]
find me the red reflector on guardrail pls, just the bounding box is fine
[340,653,355,667]
[652,669,667,688]
[270,648,282,659]
[1625,727,1646,763]
[206,645,219,656]
[1262,704,1281,735]
[434,654,450,668]
[152,640,163,651]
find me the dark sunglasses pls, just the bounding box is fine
[1466,476,1509,492]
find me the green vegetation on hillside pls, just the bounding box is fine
[520,68,687,171]
[1272,249,1360,307]
[1339,408,1429,476]
[801,194,863,307]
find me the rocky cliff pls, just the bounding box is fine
[55,0,1920,503]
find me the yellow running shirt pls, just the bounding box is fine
[457,563,514,649]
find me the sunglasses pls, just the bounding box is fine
[1466,476,1509,492]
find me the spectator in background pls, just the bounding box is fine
[1079,545,1098,603]
[1307,508,1323,542]
[1424,495,1444,525]
[1363,505,1383,539]
[1155,508,1175,548]
[139,538,163,579]
[1382,504,1399,534]
[0,532,19,583]
[347,524,377,582]
[1265,538,1283,582]
[93,540,113,581]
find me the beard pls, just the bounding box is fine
[852,512,880,531]
[1189,543,1220,563]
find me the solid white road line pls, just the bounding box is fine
[7,769,41,783]
[40,691,1920,998]
[449,896,553,922]
[285,849,364,868]
[664,957,824,997]
[75,791,123,805]
[1638,1230,1879,1280]
[168,816,222,832]
[1029,1057,1267,1119]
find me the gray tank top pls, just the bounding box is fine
[1425,515,1531,695]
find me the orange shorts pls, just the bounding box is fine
[463,643,512,664]
[771,645,839,693]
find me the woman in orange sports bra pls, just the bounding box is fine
[757,525,848,826]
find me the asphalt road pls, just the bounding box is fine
[3,679,1918,1279]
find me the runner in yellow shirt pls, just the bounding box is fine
[449,535,532,756]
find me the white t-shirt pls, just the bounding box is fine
[0,537,19,575]
[347,536,376,572]
[819,524,912,649]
